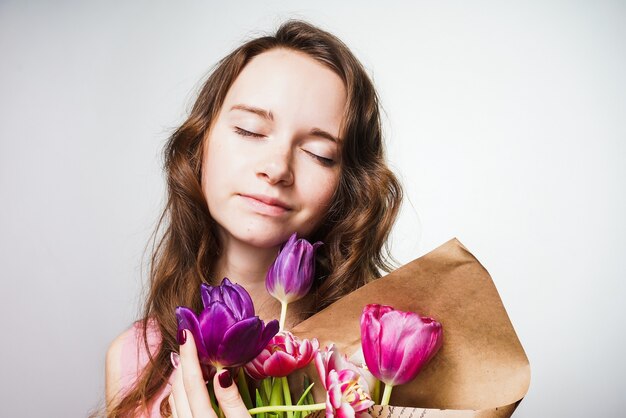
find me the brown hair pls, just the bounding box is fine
[106,19,402,417]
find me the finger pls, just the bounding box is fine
[171,367,193,418]
[180,330,217,418]
[213,369,251,417]
[168,392,180,418]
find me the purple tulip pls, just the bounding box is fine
[176,278,279,381]
[266,232,322,304]
[360,304,443,387]
[200,278,254,320]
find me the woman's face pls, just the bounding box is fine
[201,48,346,249]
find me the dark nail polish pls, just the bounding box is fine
[170,352,180,369]
[218,370,232,388]
[177,329,187,345]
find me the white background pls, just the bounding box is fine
[1,1,624,417]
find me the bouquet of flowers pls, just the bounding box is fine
[174,236,529,418]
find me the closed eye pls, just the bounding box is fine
[234,127,264,138]
[303,150,335,167]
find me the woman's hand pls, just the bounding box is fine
[168,330,251,418]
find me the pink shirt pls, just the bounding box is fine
[119,320,173,418]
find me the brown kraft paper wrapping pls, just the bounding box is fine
[292,238,530,417]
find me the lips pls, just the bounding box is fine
[239,193,292,216]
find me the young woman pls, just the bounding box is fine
[104,20,402,418]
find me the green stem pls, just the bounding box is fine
[281,376,293,418]
[248,403,326,415]
[372,379,381,404]
[380,384,394,406]
[214,366,225,418]
[269,377,284,406]
[207,381,219,415]
[279,301,289,331]
[237,368,253,409]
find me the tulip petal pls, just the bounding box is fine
[360,305,384,378]
[244,348,271,380]
[175,306,209,361]
[210,285,222,302]
[199,302,237,360]
[395,315,428,376]
[285,232,298,248]
[378,310,415,384]
[398,313,439,384]
[396,318,443,384]
[336,403,356,418]
[297,339,312,364]
[282,248,301,296]
[201,278,255,320]
[326,400,335,418]
[315,348,329,388]
[200,283,213,309]
[223,280,255,319]
[328,370,343,409]
[259,319,280,349]
[264,350,298,377]
[217,317,275,366]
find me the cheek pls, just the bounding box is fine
[202,138,231,204]
[204,125,240,174]
[301,170,340,218]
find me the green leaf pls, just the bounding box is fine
[294,381,315,418]
[281,377,293,418]
[269,378,284,406]
[255,389,266,418]
[295,382,315,406]
[237,368,253,409]
[305,387,314,406]
[208,381,220,415]
[262,377,273,403]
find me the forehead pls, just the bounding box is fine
[221,48,347,135]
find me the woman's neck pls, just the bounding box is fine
[213,235,281,322]
[213,236,279,287]
[213,234,312,328]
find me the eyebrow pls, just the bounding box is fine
[309,128,340,143]
[230,104,274,121]
[230,104,340,143]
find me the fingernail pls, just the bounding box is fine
[170,352,180,369]
[218,370,232,388]
[177,329,187,345]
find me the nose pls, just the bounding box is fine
[256,147,294,186]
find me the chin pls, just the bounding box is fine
[218,214,321,249]
[228,226,293,249]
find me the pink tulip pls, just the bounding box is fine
[244,331,319,379]
[360,304,443,387]
[315,345,374,418]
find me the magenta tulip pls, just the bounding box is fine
[244,331,319,379]
[360,304,443,387]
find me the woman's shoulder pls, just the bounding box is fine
[106,319,164,402]
[105,327,130,405]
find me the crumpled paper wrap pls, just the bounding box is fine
[292,238,530,417]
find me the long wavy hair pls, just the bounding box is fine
[106,19,402,417]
